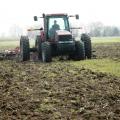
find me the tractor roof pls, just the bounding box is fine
[45,13,68,17]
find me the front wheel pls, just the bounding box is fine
[75,41,85,60]
[41,42,52,62]
[69,41,85,60]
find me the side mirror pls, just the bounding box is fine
[76,14,79,19]
[34,16,38,21]
[40,27,43,30]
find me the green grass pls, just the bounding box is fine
[0,37,120,49]
[71,59,120,77]
[0,37,120,77]
[0,39,35,49]
[92,37,120,43]
[0,41,19,49]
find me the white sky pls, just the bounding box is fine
[0,0,120,36]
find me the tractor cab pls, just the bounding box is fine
[34,14,78,42]
[45,14,70,40]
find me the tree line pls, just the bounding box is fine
[88,22,120,37]
[1,22,120,38]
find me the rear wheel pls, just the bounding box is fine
[41,42,52,62]
[81,34,92,59]
[35,35,42,59]
[20,36,30,61]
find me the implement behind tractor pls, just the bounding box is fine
[20,13,92,62]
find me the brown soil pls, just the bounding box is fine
[0,61,120,120]
[0,43,120,120]
[93,42,120,60]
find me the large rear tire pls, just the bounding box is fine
[41,42,52,62]
[20,36,30,61]
[81,34,92,59]
[35,35,42,59]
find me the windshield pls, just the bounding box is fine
[47,16,70,38]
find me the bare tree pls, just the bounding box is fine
[88,22,120,37]
[89,22,104,37]
[9,25,23,38]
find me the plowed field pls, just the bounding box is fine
[0,42,120,120]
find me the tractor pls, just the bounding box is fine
[20,13,92,62]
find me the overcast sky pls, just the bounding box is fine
[0,0,120,36]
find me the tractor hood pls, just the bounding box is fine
[55,30,72,41]
[56,30,71,36]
